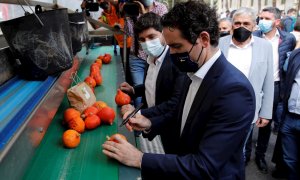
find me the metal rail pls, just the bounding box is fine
[0,0,60,9]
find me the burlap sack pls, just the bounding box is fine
[67,82,96,112]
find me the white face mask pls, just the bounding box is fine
[140,38,165,57]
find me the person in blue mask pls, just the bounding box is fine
[102,1,256,179]
[219,7,274,173]
[118,12,185,154]
[253,7,296,177]
[282,8,297,32]
[122,0,167,107]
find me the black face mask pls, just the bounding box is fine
[99,2,109,10]
[232,27,252,42]
[220,31,230,37]
[170,45,203,73]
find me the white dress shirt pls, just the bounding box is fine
[145,46,169,107]
[263,29,280,82]
[227,37,254,78]
[180,49,221,134]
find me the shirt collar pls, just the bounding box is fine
[262,29,280,39]
[230,35,254,49]
[188,49,221,79]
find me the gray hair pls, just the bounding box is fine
[233,7,257,23]
[219,18,232,25]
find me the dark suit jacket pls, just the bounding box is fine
[141,53,256,179]
[282,48,300,118]
[134,49,186,153]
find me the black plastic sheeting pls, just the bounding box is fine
[0,9,73,80]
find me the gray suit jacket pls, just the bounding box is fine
[219,35,274,123]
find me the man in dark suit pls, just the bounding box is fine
[102,1,255,179]
[280,48,300,179]
[118,12,185,153]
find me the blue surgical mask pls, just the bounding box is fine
[258,19,273,33]
[140,0,153,7]
[170,45,203,73]
[140,38,165,57]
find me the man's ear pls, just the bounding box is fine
[274,19,281,27]
[198,32,210,48]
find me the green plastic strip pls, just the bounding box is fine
[23,46,139,180]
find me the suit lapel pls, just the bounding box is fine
[176,76,192,136]
[180,54,226,138]
[155,50,169,99]
[248,37,257,79]
[144,63,149,82]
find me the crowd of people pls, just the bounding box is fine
[81,0,299,179]
[218,6,299,180]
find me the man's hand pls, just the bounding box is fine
[119,82,134,95]
[255,118,269,127]
[102,135,143,168]
[121,104,135,116]
[123,112,151,132]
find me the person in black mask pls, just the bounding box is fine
[219,7,274,172]
[218,18,232,37]
[102,1,256,179]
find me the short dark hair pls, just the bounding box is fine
[230,9,237,18]
[262,7,281,19]
[287,8,297,14]
[134,12,162,36]
[161,1,219,46]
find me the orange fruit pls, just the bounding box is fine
[102,53,112,64]
[95,59,102,68]
[82,106,99,118]
[68,116,85,133]
[93,73,102,86]
[62,129,81,148]
[93,101,108,111]
[115,89,131,106]
[108,133,127,143]
[98,55,104,60]
[85,115,101,129]
[97,107,115,125]
[64,108,81,123]
[84,76,96,88]
[90,64,100,75]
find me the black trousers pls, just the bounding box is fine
[256,82,281,157]
[245,82,281,158]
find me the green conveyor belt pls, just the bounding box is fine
[23,46,140,180]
